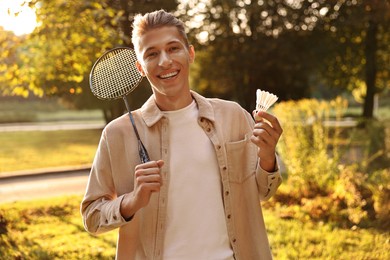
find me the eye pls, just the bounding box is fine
[169,46,181,52]
[145,51,158,59]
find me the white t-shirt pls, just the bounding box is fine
[162,100,234,260]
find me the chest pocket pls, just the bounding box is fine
[225,133,258,183]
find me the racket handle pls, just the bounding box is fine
[138,140,150,163]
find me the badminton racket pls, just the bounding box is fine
[89,47,150,163]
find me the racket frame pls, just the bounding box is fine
[89,47,150,163]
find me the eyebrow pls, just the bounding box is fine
[143,40,183,54]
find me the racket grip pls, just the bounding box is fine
[138,140,150,163]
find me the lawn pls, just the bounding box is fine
[0,129,102,174]
[0,97,104,124]
[0,195,388,259]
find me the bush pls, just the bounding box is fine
[273,97,347,195]
[271,98,389,229]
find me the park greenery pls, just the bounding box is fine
[0,195,389,259]
[0,0,389,259]
[0,0,389,122]
[0,97,389,258]
[0,129,101,174]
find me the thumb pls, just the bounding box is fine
[252,110,264,123]
[157,160,164,168]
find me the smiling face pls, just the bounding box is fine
[136,26,195,111]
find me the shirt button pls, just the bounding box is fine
[233,238,237,243]
[225,191,230,196]
[223,166,227,170]
[227,214,231,219]
[217,145,221,150]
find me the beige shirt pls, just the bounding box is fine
[81,91,282,260]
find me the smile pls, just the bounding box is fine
[159,71,179,79]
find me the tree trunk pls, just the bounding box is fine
[362,19,378,119]
[103,101,125,124]
[120,0,132,46]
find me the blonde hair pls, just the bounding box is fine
[131,10,190,53]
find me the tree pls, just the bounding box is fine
[179,0,390,117]
[0,28,26,96]
[1,0,178,123]
[318,0,390,119]
[178,0,341,111]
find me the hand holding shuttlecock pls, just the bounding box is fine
[254,89,278,121]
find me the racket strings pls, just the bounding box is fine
[91,48,142,100]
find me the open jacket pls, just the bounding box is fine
[81,91,282,260]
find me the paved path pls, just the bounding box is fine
[0,121,102,203]
[0,169,89,203]
[0,121,105,132]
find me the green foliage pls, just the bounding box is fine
[181,0,390,117]
[0,27,28,96]
[273,97,348,194]
[271,98,390,228]
[319,0,390,93]
[0,0,178,123]
[22,0,121,97]
[367,168,390,227]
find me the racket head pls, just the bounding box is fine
[89,47,143,100]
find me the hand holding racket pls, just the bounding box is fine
[89,47,150,163]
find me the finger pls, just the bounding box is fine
[253,123,279,142]
[137,182,161,194]
[250,135,271,148]
[257,111,283,134]
[137,174,162,184]
[253,127,272,140]
[252,132,275,147]
[135,160,162,171]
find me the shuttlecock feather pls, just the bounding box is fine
[254,89,278,121]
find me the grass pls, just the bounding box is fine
[0,196,116,259]
[0,97,104,123]
[266,207,390,259]
[0,130,102,174]
[0,195,388,259]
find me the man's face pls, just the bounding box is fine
[136,26,195,101]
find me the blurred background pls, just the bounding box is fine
[0,0,389,259]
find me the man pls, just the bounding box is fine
[81,9,283,260]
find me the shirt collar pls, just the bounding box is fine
[140,90,215,127]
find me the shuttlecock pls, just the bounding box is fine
[254,89,278,121]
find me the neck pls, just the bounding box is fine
[154,90,193,111]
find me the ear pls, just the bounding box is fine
[188,45,195,63]
[136,60,146,77]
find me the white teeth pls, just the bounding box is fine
[160,71,178,79]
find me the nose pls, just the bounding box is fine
[158,51,172,68]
